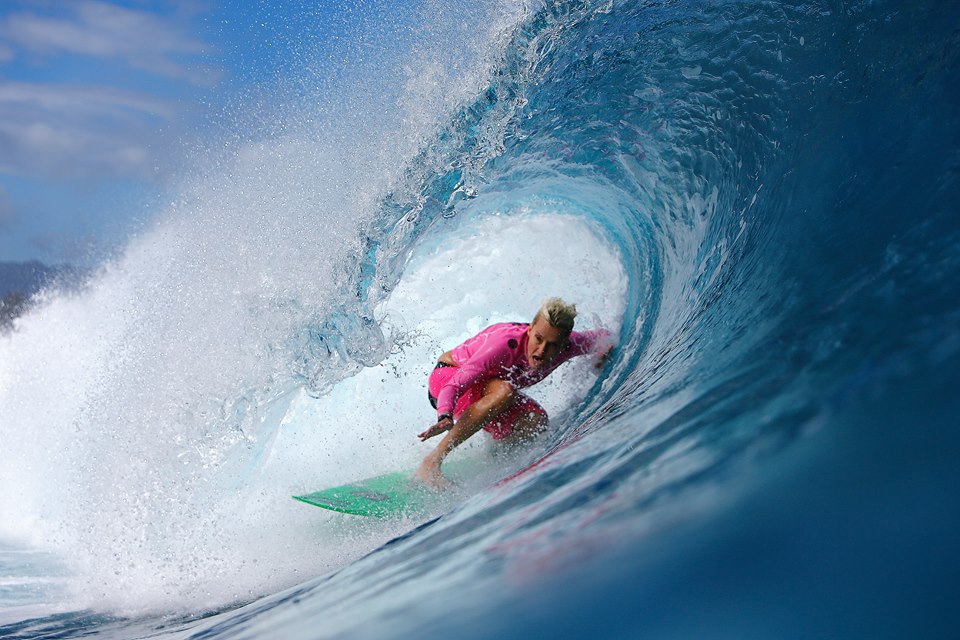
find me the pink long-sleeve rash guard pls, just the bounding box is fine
[434,322,609,418]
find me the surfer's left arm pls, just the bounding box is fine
[568,328,615,369]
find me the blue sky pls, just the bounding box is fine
[0,0,415,266]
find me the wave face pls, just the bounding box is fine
[2,0,959,638]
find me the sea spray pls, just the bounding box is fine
[0,0,536,615]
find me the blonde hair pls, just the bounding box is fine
[535,297,577,333]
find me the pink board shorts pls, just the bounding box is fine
[428,364,547,440]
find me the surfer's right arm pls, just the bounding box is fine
[416,335,515,487]
[432,332,513,421]
[416,377,517,488]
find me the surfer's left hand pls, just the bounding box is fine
[595,345,614,369]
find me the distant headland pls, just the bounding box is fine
[0,261,87,329]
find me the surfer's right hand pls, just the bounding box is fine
[418,416,453,441]
[414,455,452,489]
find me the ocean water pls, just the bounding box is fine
[2,0,959,638]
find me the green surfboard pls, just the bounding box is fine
[294,458,488,517]
[293,471,435,517]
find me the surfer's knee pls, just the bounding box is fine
[482,378,516,408]
[514,408,548,440]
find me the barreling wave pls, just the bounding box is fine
[1,0,958,638]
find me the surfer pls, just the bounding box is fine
[416,297,612,487]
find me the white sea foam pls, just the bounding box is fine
[0,0,632,617]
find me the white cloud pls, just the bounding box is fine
[0,81,177,121]
[0,1,221,86]
[0,2,221,182]
[0,1,226,262]
[0,80,183,179]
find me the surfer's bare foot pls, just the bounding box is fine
[415,457,451,489]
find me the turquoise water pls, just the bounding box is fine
[2,0,959,638]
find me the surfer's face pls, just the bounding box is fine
[526,316,568,369]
